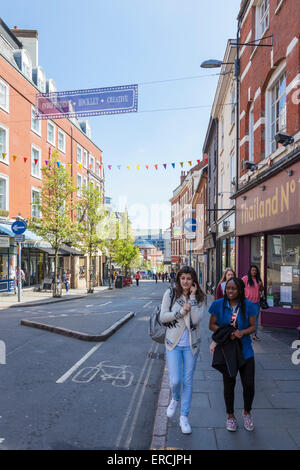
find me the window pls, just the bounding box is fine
[31,188,41,218]
[220,117,224,151]
[89,154,95,173]
[58,129,66,153]
[22,51,32,80]
[248,105,254,162]
[0,78,9,113]
[77,174,82,197]
[83,150,88,168]
[0,123,9,164]
[31,106,41,136]
[47,121,56,145]
[256,0,269,39]
[0,174,8,210]
[267,234,300,309]
[266,71,286,154]
[220,172,224,210]
[77,145,82,164]
[231,86,236,125]
[31,145,41,178]
[230,151,235,196]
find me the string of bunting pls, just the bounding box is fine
[2,153,209,170]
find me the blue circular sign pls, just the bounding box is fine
[184,218,197,232]
[11,220,27,234]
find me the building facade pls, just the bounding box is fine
[0,19,105,291]
[234,0,300,328]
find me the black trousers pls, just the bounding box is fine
[222,357,255,414]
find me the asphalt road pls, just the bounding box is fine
[0,280,170,450]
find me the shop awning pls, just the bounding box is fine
[38,245,83,256]
[0,223,14,237]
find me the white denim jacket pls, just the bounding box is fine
[159,288,205,354]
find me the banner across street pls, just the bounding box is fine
[35,84,138,119]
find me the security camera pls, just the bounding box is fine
[275,133,294,146]
[244,161,258,171]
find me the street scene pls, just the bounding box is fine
[0,0,300,455]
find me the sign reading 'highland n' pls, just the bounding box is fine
[35,84,138,119]
[236,161,300,236]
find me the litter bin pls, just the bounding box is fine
[115,275,123,288]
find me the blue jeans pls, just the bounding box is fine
[166,346,199,416]
[252,302,261,333]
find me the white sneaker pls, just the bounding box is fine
[166,398,178,418]
[180,415,192,434]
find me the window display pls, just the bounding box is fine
[267,234,300,309]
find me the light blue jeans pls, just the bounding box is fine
[166,346,199,416]
[252,302,261,333]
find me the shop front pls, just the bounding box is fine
[216,211,235,283]
[204,231,216,295]
[0,235,16,292]
[236,157,300,329]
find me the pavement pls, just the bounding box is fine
[151,296,300,450]
[2,284,300,449]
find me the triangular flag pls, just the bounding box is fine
[45,160,49,165]
[171,163,175,168]
[180,162,184,168]
[34,158,38,165]
[188,161,192,166]
[154,164,158,170]
[126,165,130,170]
[13,155,17,161]
[78,163,82,168]
[2,153,6,159]
[146,165,149,170]
[56,161,60,168]
[68,163,72,168]
[136,165,140,170]
[24,157,28,163]
[117,165,121,170]
[163,164,167,169]
[108,165,112,170]
[197,160,201,165]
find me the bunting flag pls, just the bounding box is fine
[7,154,208,171]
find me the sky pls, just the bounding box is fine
[1,0,242,230]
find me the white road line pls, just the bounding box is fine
[98,302,112,307]
[56,343,104,384]
[143,301,152,308]
[115,342,158,449]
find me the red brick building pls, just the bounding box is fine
[234,0,300,328]
[0,19,105,291]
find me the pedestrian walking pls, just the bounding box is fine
[242,265,264,341]
[162,272,165,282]
[170,269,176,287]
[160,266,206,434]
[209,277,257,432]
[63,270,70,292]
[15,266,25,293]
[216,268,236,299]
[135,271,140,287]
[165,272,169,282]
[155,273,158,283]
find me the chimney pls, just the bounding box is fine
[11,29,38,67]
[180,171,186,185]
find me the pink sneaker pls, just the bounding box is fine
[243,413,254,431]
[226,417,237,432]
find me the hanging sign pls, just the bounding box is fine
[35,84,138,119]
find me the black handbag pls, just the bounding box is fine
[260,294,269,309]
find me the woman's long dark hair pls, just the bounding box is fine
[175,266,205,304]
[223,277,246,320]
[247,264,262,287]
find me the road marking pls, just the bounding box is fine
[56,343,104,384]
[143,301,152,308]
[85,305,93,308]
[115,342,158,449]
[98,302,112,307]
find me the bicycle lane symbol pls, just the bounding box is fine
[72,361,134,388]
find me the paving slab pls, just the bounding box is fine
[166,427,218,450]
[215,427,298,450]
[265,392,300,408]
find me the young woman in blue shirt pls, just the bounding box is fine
[209,277,257,432]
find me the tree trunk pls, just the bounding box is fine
[53,247,60,297]
[88,248,93,293]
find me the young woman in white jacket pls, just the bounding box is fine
[160,266,206,434]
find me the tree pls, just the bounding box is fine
[29,150,78,297]
[75,182,107,293]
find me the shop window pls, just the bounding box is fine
[266,234,300,309]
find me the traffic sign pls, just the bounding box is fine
[184,218,197,232]
[14,234,25,243]
[11,220,27,234]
